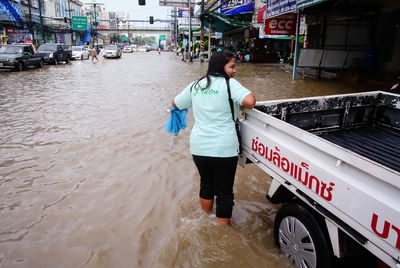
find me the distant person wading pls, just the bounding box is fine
[91,46,99,63]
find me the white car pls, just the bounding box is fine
[72,46,89,60]
[105,45,122,58]
[123,46,133,53]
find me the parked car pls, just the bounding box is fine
[72,46,89,60]
[0,44,44,71]
[104,45,122,59]
[37,43,72,64]
[123,46,133,53]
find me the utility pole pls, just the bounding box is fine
[188,0,192,62]
[67,0,74,45]
[116,17,119,43]
[27,0,35,44]
[208,16,211,60]
[38,0,44,44]
[94,3,98,50]
[128,22,130,43]
[200,0,204,62]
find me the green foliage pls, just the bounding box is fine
[132,36,156,46]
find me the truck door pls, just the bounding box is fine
[24,46,33,66]
[57,45,64,60]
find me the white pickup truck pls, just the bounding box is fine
[238,91,400,268]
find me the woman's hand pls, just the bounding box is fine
[172,99,178,109]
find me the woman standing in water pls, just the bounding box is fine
[172,50,256,225]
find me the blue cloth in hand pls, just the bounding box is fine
[165,107,188,136]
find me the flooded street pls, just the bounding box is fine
[0,52,364,268]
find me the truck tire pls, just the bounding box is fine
[274,202,332,268]
[65,56,70,64]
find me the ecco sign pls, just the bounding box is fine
[265,13,296,35]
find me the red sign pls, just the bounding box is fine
[265,13,296,35]
[7,29,14,33]
[257,6,266,23]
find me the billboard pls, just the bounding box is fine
[220,0,254,16]
[265,0,296,19]
[265,13,296,35]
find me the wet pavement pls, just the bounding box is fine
[0,52,368,267]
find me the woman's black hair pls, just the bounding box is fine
[192,50,235,91]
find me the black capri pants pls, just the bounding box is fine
[192,155,238,218]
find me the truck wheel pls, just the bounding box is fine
[65,56,70,64]
[274,202,332,268]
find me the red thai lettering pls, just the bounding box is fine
[250,136,335,202]
[320,182,335,201]
[308,175,320,195]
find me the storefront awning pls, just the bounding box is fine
[202,11,250,33]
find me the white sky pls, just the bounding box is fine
[98,0,173,20]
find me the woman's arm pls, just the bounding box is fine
[241,93,256,109]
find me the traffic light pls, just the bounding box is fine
[64,17,67,23]
[139,0,145,5]
[149,16,154,24]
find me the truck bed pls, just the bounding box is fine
[254,91,400,173]
[320,125,400,172]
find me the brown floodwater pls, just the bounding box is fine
[0,52,365,268]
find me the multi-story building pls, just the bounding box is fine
[1,0,84,46]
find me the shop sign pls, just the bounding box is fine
[265,13,296,35]
[178,7,190,18]
[178,18,201,30]
[296,0,328,9]
[220,0,255,16]
[257,6,266,23]
[266,0,296,19]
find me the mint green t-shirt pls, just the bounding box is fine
[174,76,251,157]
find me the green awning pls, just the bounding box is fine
[202,11,250,33]
[269,35,292,40]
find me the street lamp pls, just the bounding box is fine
[84,2,104,51]
[117,18,119,42]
